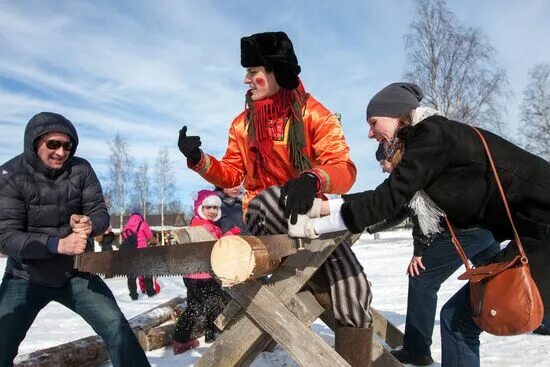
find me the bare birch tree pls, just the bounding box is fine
[404,0,509,133]
[155,149,175,245]
[132,161,152,218]
[109,134,133,242]
[519,63,550,160]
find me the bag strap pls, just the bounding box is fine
[445,216,472,270]
[123,216,144,239]
[136,217,144,233]
[446,126,528,268]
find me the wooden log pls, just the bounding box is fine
[171,302,186,322]
[14,296,185,367]
[138,321,177,352]
[171,226,216,244]
[211,235,297,286]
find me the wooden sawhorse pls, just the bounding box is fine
[195,232,404,367]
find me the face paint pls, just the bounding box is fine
[255,77,266,87]
[244,66,280,101]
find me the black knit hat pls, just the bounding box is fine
[240,31,301,90]
[366,82,424,120]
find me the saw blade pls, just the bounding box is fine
[75,239,216,277]
[74,233,345,277]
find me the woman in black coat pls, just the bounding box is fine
[289,82,550,367]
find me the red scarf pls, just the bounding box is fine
[245,80,308,186]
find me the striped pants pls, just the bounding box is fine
[245,186,372,328]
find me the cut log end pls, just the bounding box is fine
[211,235,257,286]
[211,235,296,286]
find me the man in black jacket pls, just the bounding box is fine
[0,112,150,367]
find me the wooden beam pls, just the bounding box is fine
[227,281,350,367]
[236,290,326,367]
[372,339,403,367]
[371,308,404,349]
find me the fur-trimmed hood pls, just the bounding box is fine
[407,107,446,236]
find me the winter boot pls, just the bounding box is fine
[533,314,550,335]
[172,339,199,355]
[205,327,221,343]
[390,348,434,365]
[335,326,373,367]
[533,323,550,335]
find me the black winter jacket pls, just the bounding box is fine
[214,191,249,235]
[340,116,550,249]
[0,112,109,286]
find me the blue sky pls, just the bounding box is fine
[1,0,549,209]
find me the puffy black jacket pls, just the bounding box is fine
[340,116,550,247]
[0,112,109,287]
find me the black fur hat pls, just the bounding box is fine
[240,31,301,90]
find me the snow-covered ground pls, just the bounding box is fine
[3,231,549,366]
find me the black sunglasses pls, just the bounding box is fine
[45,139,73,151]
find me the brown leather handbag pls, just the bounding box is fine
[445,126,544,336]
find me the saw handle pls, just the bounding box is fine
[293,238,305,250]
[73,254,82,269]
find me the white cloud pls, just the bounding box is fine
[1,0,548,208]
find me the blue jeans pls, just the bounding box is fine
[403,228,500,356]
[0,273,150,367]
[440,284,482,367]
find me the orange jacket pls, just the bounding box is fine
[189,95,357,212]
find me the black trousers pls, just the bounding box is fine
[173,278,227,342]
[127,276,155,297]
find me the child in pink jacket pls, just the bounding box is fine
[121,208,158,299]
[172,190,240,355]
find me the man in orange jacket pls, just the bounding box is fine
[178,31,373,366]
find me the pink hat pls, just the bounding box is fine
[193,189,222,221]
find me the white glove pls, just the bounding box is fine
[306,198,323,218]
[288,214,319,239]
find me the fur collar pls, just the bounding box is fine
[407,107,446,236]
[411,106,441,126]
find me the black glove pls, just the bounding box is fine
[280,174,318,225]
[178,126,202,164]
